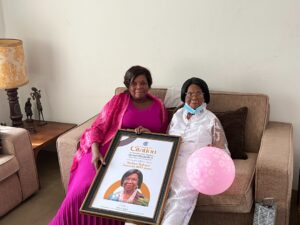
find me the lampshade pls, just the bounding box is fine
[0,39,28,89]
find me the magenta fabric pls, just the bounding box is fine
[122,100,164,133]
[70,93,129,172]
[71,92,168,172]
[50,93,168,225]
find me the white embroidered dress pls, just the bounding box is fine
[161,106,230,225]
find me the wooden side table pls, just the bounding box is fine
[23,120,77,160]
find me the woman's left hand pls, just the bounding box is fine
[134,126,150,134]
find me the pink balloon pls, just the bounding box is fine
[186,147,235,195]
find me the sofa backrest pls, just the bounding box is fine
[115,87,269,153]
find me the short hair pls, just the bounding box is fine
[123,65,152,88]
[180,77,210,104]
[121,169,143,189]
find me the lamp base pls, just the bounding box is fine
[6,88,23,127]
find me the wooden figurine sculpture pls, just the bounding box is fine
[30,87,47,125]
[24,98,33,122]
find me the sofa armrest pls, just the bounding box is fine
[255,121,293,225]
[57,116,97,192]
[1,126,39,199]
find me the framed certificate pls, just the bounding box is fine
[80,129,181,224]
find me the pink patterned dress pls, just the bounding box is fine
[50,93,167,225]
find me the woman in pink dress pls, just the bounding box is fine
[50,65,168,225]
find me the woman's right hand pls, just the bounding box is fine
[134,126,150,134]
[91,142,106,170]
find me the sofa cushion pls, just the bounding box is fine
[0,155,19,182]
[166,107,177,123]
[0,173,22,216]
[197,152,257,213]
[214,107,248,159]
[208,92,269,154]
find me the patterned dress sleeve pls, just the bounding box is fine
[211,117,231,156]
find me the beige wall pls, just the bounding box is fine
[0,1,10,125]
[1,0,300,187]
[0,1,4,34]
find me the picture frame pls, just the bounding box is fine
[80,129,181,224]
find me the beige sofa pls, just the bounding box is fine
[57,88,293,225]
[0,126,39,217]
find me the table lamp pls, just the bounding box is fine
[0,39,28,127]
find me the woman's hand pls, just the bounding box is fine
[91,142,106,170]
[134,126,150,134]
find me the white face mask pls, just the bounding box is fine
[183,103,206,115]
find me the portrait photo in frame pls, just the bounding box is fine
[80,129,181,224]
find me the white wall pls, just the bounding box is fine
[2,0,300,187]
[0,1,4,38]
[0,0,10,125]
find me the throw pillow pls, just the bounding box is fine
[166,107,177,124]
[166,104,184,123]
[214,107,248,160]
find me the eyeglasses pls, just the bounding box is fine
[185,92,204,98]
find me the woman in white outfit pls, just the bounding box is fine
[160,77,230,225]
[125,78,230,225]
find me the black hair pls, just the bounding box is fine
[180,77,210,103]
[123,65,152,88]
[121,169,143,189]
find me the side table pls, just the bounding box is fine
[23,120,77,160]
